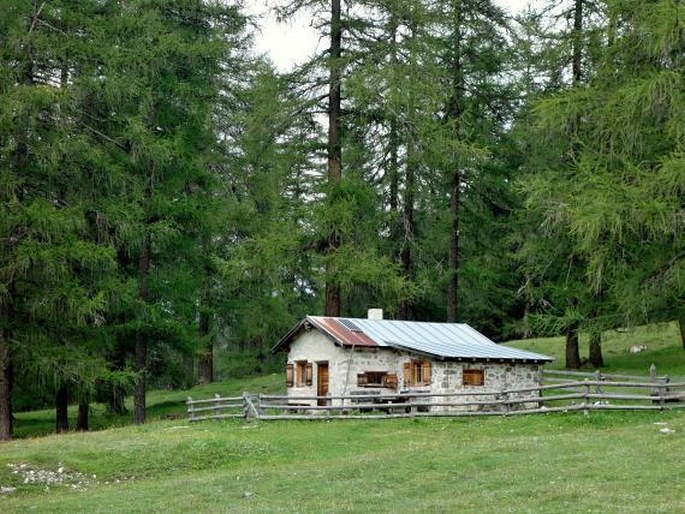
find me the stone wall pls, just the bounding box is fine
[430,362,542,412]
[286,328,544,411]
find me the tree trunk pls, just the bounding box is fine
[0,4,38,442]
[55,384,69,433]
[589,330,603,368]
[76,398,89,431]
[134,329,147,425]
[446,1,463,323]
[447,168,460,323]
[388,121,399,214]
[565,1,587,368]
[572,0,583,86]
[0,331,12,441]
[388,12,399,216]
[565,296,581,369]
[106,343,127,415]
[134,235,151,425]
[325,0,343,318]
[183,355,195,389]
[565,321,581,369]
[197,308,213,384]
[679,311,685,351]
[109,384,126,415]
[397,138,416,320]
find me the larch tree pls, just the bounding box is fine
[514,0,611,365]
[93,0,244,423]
[0,0,122,438]
[526,0,684,353]
[276,0,412,318]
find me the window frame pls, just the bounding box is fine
[404,359,432,387]
[462,368,485,386]
[294,361,313,387]
[357,371,398,388]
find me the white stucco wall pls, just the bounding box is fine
[285,328,543,411]
[286,329,402,406]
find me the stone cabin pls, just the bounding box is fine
[271,310,554,411]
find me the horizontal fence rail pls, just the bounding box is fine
[186,394,245,422]
[186,365,685,422]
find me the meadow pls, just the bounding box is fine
[1,322,683,513]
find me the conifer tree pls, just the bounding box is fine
[525,0,684,351]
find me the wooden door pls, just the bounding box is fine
[317,362,329,406]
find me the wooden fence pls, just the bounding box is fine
[187,366,685,422]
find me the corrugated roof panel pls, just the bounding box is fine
[309,317,378,347]
[309,317,553,362]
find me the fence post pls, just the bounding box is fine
[658,381,665,410]
[501,388,510,415]
[594,369,603,396]
[661,376,669,410]
[583,380,590,416]
[649,363,658,398]
[187,396,194,421]
[215,394,221,420]
[243,392,250,420]
[257,393,263,419]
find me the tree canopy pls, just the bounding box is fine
[0,0,682,440]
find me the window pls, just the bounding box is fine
[289,361,312,387]
[463,369,485,386]
[357,372,398,388]
[403,360,432,387]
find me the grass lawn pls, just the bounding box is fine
[1,411,684,513]
[1,322,683,512]
[507,321,685,377]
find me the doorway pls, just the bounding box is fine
[317,362,329,406]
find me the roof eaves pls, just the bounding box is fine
[306,316,347,347]
[271,316,341,353]
[271,317,308,354]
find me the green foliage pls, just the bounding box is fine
[522,0,684,332]
[2,0,683,437]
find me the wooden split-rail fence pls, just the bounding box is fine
[186,365,685,422]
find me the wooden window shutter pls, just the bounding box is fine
[463,369,484,386]
[423,361,432,384]
[384,373,398,389]
[357,373,367,387]
[305,362,313,386]
[403,363,412,386]
[286,364,294,387]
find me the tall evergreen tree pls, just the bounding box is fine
[98,0,245,423]
[525,0,684,351]
[0,0,124,438]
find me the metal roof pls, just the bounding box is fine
[273,316,554,363]
[310,317,377,347]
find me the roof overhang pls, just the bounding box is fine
[272,316,555,364]
[388,341,553,364]
[271,316,378,354]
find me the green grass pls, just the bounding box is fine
[507,321,685,377]
[1,411,684,512]
[11,373,284,440]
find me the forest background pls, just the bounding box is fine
[0,0,683,440]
